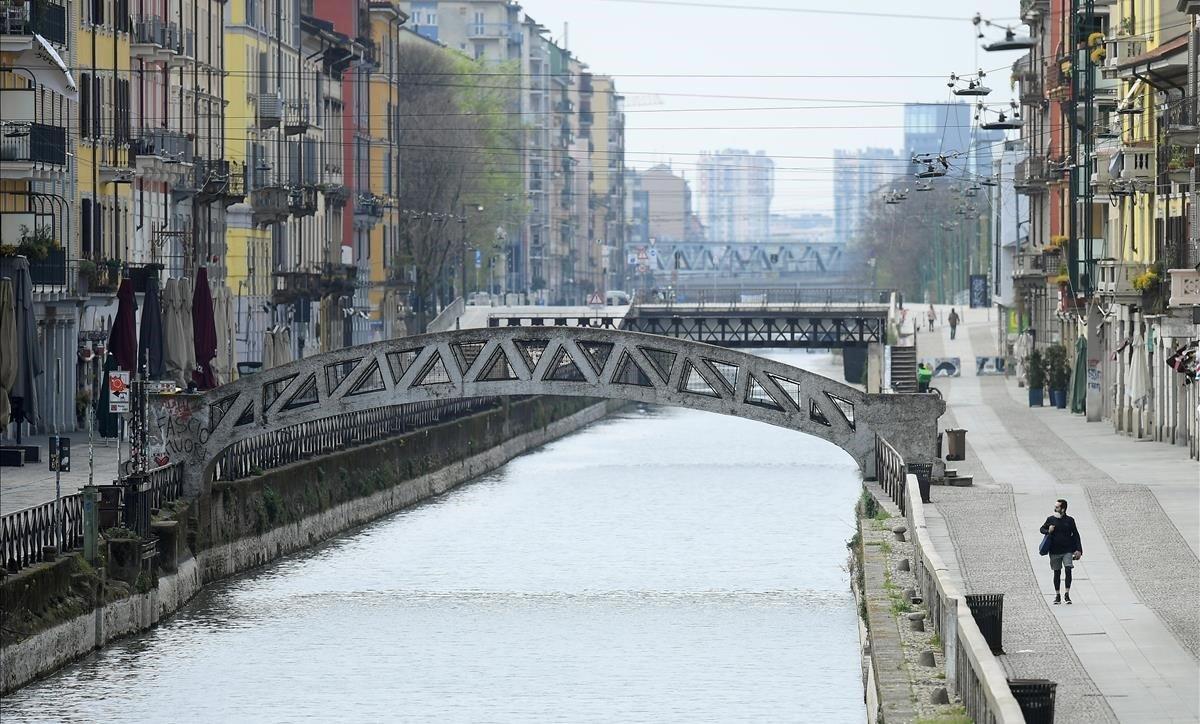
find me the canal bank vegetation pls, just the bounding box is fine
[851,486,972,723]
[2,397,618,694]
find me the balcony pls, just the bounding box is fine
[1013,156,1050,194]
[193,158,245,204]
[166,28,195,67]
[1163,101,1200,146]
[1096,259,1147,301]
[0,122,66,179]
[130,16,180,60]
[1159,144,1194,190]
[130,128,194,181]
[1168,268,1200,307]
[1106,37,1146,80]
[353,192,385,228]
[288,185,318,217]
[251,184,290,226]
[271,270,322,305]
[256,94,283,130]
[1012,250,1047,282]
[284,100,310,136]
[467,22,521,43]
[0,0,66,49]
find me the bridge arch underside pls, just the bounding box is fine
[174,329,943,496]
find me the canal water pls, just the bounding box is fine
[3,351,866,723]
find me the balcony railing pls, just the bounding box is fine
[1013,157,1049,193]
[130,128,193,165]
[131,16,180,56]
[288,185,318,217]
[284,100,310,136]
[251,185,290,226]
[354,193,385,218]
[1096,259,1146,300]
[1013,251,1047,279]
[1163,101,1200,145]
[467,22,520,42]
[0,122,66,165]
[1168,268,1200,307]
[0,0,66,45]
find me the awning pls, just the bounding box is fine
[13,34,77,100]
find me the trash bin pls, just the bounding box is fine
[1008,678,1057,724]
[908,462,933,503]
[945,428,967,461]
[964,593,1004,654]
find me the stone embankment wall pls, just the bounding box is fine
[2,397,619,694]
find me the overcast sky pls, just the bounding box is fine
[517,0,1028,216]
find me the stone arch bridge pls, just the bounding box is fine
[151,328,944,498]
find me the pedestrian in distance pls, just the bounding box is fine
[927,304,936,332]
[1039,498,1083,604]
[917,362,933,393]
[948,308,960,340]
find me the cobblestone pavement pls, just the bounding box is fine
[0,431,122,515]
[920,307,1199,723]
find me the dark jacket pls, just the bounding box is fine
[1040,514,1083,555]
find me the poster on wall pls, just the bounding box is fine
[969,274,990,309]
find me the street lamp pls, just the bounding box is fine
[457,203,484,329]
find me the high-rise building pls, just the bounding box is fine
[832,148,903,245]
[637,165,694,243]
[903,102,972,160]
[696,149,774,243]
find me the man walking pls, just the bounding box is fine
[948,308,960,340]
[1039,499,1084,604]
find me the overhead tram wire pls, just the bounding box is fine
[584,0,971,22]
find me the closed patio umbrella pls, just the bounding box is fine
[107,278,138,373]
[0,278,17,427]
[163,279,187,386]
[179,276,197,384]
[191,267,218,389]
[138,279,166,379]
[261,327,276,371]
[274,326,293,367]
[0,256,43,430]
[1127,331,1148,412]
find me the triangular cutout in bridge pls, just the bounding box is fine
[638,346,676,384]
[415,352,452,386]
[824,391,856,430]
[478,347,518,381]
[577,341,614,375]
[451,341,487,375]
[809,398,832,427]
[514,340,549,373]
[234,402,255,427]
[766,373,803,410]
[282,373,320,410]
[545,347,588,382]
[209,393,240,429]
[386,348,422,384]
[678,361,720,398]
[262,374,297,411]
[745,374,784,411]
[347,359,386,397]
[325,358,362,393]
[612,350,654,387]
[706,360,739,392]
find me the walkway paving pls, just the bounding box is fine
[0,431,121,515]
[921,306,1199,724]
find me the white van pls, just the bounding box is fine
[605,290,630,306]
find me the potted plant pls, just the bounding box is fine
[1044,344,1071,409]
[17,224,58,261]
[76,259,96,294]
[1026,347,1046,407]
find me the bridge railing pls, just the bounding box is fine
[210,397,498,482]
[632,287,892,311]
[874,434,907,514]
[873,434,1025,724]
[2,492,85,573]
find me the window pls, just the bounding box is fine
[473,11,484,35]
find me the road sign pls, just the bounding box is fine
[108,371,130,413]
[627,253,637,265]
[637,248,649,262]
[587,292,604,307]
[648,248,658,260]
[475,250,482,269]
[49,436,70,472]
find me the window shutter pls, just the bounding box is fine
[80,73,91,139]
[81,198,92,256]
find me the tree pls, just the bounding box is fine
[391,43,525,329]
[852,180,978,303]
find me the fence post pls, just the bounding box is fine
[81,485,99,563]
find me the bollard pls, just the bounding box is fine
[892,524,907,542]
[82,486,99,563]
